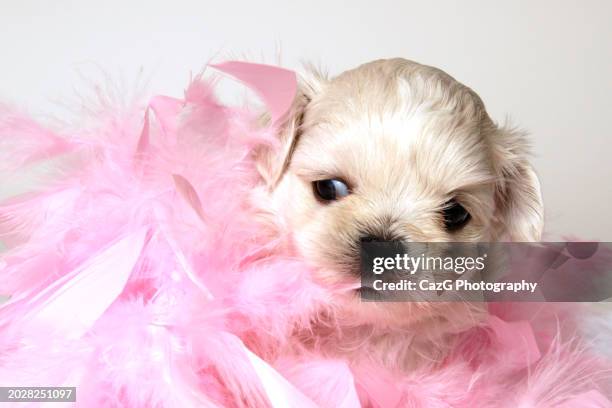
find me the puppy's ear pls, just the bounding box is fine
[256,66,326,188]
[491,126,544,241]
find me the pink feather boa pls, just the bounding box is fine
[0,62,610,407]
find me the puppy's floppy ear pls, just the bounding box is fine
[491,125,544,241]
[256,66,326,188]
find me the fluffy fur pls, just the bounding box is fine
[0,60,609,407]
[262,59,546,366]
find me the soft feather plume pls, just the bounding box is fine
[0,61,610,407]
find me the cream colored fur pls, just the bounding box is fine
[257,58,545,369]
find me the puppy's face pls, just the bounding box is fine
[262,59,543,324]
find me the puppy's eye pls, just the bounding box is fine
[313,179,350,201]
[443,200,471,231]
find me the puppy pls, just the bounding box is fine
[256,58,544,369]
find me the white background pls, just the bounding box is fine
[2,0,611,239]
